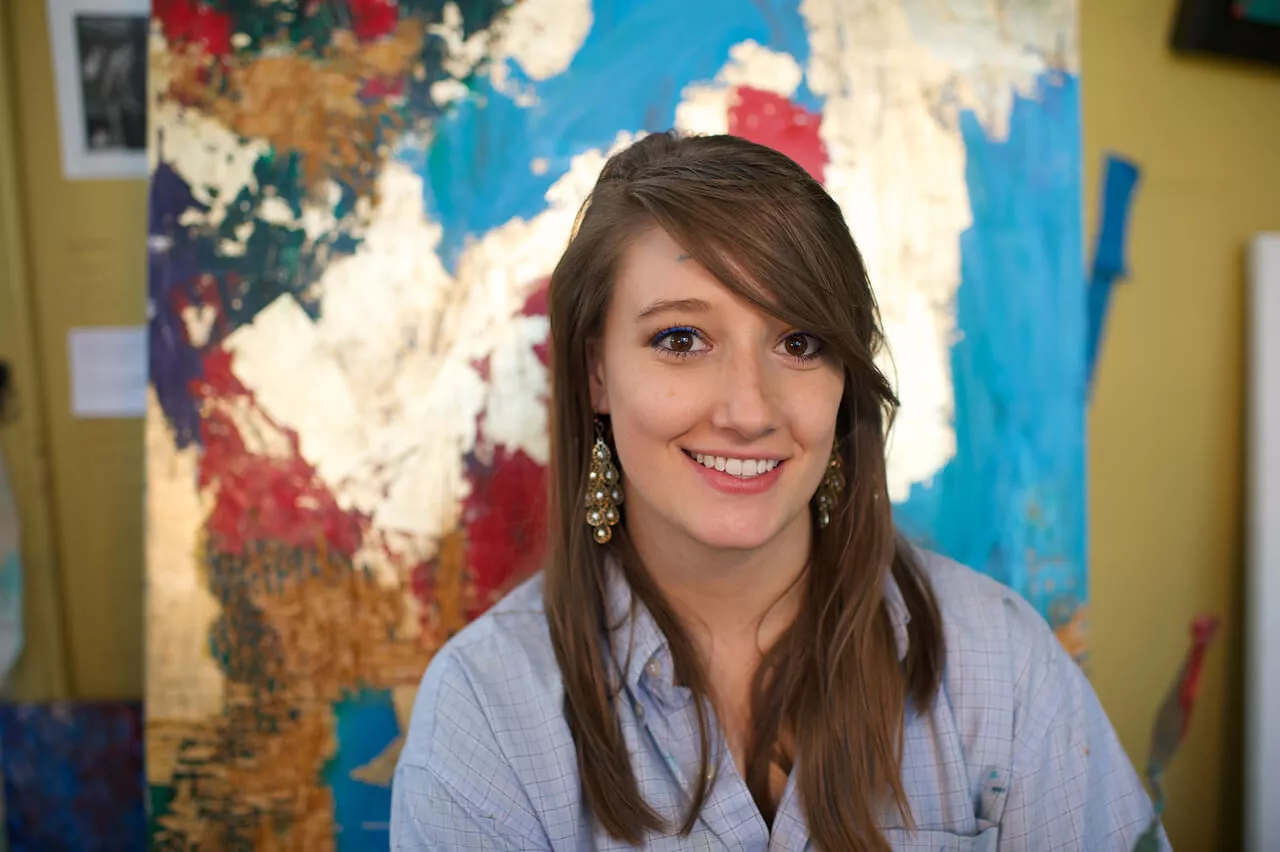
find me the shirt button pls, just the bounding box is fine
[705,765,716,783]
[633,701,644,718]
[646,660,661,679]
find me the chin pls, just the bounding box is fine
[683,515,788,553]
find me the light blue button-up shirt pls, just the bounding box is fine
[392,550,1168,850]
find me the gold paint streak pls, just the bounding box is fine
[434,530,469,638]
[157,20,425,198]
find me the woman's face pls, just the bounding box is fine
[589,226,845,556]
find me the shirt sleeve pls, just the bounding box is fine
[997,595,1173,851]
[390,650,552,851]
[391,762,547,851]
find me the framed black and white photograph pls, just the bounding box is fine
[1171,0,1280,69]
[46,0,150,180]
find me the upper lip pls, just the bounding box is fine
[684,449,787,462]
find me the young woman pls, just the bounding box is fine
[391,132,1165,851]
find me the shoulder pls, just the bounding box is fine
[912,547,1066,687]
[398,573,563,771]
[908,547,1085,777]
[393,574,570,846]
[394,573,577,842]
[909,551,1162,845]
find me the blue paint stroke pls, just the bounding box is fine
[405,0,819,272]
[0,701,147,852]
[149,160,209,449]
[323,689,400,852]
[896,71,1086,620]
[1086,154,1140,393]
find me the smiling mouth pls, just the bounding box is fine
[683,450,783,479]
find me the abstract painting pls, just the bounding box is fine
[0,701,147,850]
[145,0,1084,846]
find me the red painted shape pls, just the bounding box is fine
[521,279,549,318]
[521,279,551,368]
[460,446,548,618]
[347,0,399,41]
[727,87,828,182]
[360,76,406,100]
[194,348,365,557]
[153,0,233,56]
[1177,615,1220,739]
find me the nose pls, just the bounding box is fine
[709,348,777,440]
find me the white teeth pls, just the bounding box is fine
[692,453,780,479]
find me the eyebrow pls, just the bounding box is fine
[635,298,712,322]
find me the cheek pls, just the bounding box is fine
[784,369,845,445]
[603,360,703,453]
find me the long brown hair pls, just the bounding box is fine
[543,131,945,851]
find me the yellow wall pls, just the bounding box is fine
[2,0,146,700]
[1084,1,1280,850]
[0,1,70,702]
[0,0,1277,847]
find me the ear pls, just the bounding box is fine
[586,340,610,414]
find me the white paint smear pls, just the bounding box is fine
[155,100,269,231]
[799,0,1068,501]
[676,41,805,136]
[495,0,592,81]
[899,0,1077,139]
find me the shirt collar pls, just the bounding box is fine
[603,558,912,697]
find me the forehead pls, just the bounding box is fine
[612,227,720,306]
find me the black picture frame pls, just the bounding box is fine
[1171,0,1280,67]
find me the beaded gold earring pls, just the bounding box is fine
[813,445,845,529]
[586,420,624,544]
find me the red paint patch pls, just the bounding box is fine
[347,0,399,41]
[728,87,828,182]
[521,279,549,318]
[521,279,551,367]
[194,348,365,558]
[360,76,406,100]
[460,447,548,618]
[153,0,233,57]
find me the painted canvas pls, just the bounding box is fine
[0,701,147,850]
[145,0,1084,847]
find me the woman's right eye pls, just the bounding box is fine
[651,326,707,357]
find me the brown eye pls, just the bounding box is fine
[781,333,822,360]
[669,331,695,351]
[651,327,706,356]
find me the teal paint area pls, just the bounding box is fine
[0,548,22,675]
[1237,0,1280,25]
[323,688,400,851]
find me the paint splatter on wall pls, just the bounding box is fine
[146,0,1083,846]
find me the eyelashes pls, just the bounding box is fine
[648,326,825,363]
[650,326,704,358]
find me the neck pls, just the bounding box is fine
[627,515,810,653]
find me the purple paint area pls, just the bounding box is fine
[149,161,207,449]
[0,702,146,852]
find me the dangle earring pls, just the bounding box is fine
[813,444,845,530]
[586,419,624,544]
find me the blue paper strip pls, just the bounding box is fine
[1086,154,1140,392]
